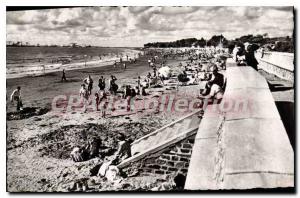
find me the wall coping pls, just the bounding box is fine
[185,59,294,190]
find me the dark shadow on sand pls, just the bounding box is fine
[54,78,82,83]
[7,107,51,121]
[268,83,293,92]
[275,101,295,151]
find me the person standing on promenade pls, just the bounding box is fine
[61,69,67,82]
[245,44,259,71]
[232,44,239,62]
[10,86,23,111]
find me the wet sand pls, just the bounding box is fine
[7,56,152,112]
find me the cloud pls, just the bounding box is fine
[159,7,200,15]
[6,6,294,47]
[128,6,151,14]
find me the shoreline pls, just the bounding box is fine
[6,47,218,192]
[6,48,143,79]
[6,54,179,113]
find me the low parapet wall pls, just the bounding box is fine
[185,59,294,190]
[255,51,294,81]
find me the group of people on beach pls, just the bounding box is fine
[9,46,236,118]
[146,47,227,99]
[68,48,228,166]
[232,42,259,70]
[8,46,237,171]
[76,53,144,115]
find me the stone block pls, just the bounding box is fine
[172,156,179,161]
[167,161,174,167]
[224,119,294,175]
[182,143,193,149]
[175,161,185,168]
[181,149,190,153]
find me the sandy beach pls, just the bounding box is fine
[5,6,295,193]
[7,52,205,191]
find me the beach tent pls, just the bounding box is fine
[158,66,172,78]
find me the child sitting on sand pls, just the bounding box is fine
[111,134,132,164]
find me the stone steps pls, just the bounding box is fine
[118,110,203,168]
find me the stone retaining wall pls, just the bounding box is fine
[122,134,195,177]
[185,61,294,190]
[255,51,294,82]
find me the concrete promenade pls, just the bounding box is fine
[185,59,294,190]
[255,51,294,82]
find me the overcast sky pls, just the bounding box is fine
[6,6,294,47]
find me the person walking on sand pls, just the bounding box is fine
[137,76,141,89]
[99,91,108,118]
[84,75,94,95]
[113,60,117,68]
[109,75,118,95]
[98,76,106,93]
[95,92,100,111]
[146,72,152,88]
[123,62,127,70]
[61,69,67,82]
[10,86,23,111]
[79,84,89,112]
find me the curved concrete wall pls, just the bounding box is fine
[185,59,294,190]
[255,51,294,81]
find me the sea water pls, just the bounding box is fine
[6,46,142,79]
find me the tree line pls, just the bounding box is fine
[144,34,294,53]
